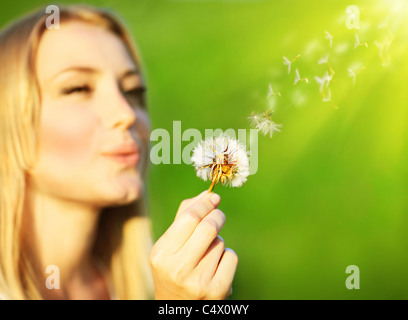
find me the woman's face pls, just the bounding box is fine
[29,21,150,207]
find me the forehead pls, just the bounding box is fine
[36,21,136,80]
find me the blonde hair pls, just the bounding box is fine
[0,5,153,299]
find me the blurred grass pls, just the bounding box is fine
[2,0,408,299]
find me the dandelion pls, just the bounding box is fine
[283,54,301,74]
[294,68,309,85]
[191,135,250,193]
[248,110,282,138]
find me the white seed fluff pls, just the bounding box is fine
[191,134,250,187]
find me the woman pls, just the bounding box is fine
[0,5,238,299]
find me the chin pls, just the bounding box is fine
[97,173,144,207]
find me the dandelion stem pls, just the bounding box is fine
[208,177,217,193]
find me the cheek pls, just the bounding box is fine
[131,110,151,171]
[38,103,98,169]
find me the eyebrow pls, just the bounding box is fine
[50,66,139,82]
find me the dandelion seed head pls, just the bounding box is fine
[191,135,250,188]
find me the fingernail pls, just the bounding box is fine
[210,193,221,205]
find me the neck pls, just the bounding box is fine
[23,186,103,297]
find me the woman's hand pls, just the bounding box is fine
[149,191,238,300]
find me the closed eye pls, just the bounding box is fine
[123,86,147,108]
[62,85,92,95]
[124,86,146,96]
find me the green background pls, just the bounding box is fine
[2,0,407,299]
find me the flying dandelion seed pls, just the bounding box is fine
[317,54,335,74]
[378,16,389,29]
[375,34,393,66]
[354,34,368,49]
[315,71,333,102]
[191,135,250,193]
[324,30,333,48]
[347,69,357,85]
[314,71,333,92]
[282,56,291,74]
[248,110,282,138]
[283,54,301,74]
[294,68,309,85]
[257,118,282,138]
[247,111,261,128]
[322,88,332,102]
[347,66,366,85]
[318,53,330,65]
[266,83,281,98]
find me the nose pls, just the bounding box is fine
[103,85,137,131]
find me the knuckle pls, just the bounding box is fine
[203,197,216,211]
[187,279,206,300]
[229,249,239,265]
[211,279,231,299]
[225,248,239,266]
[186,203,204,217]
[197,273,209,290]
[197,197,215,213]
[216,237,226,252]
[200,219,219,239]
[185,198,216,221]
[169,262,188,284]
[207,289,226,300]
[184,210,202,224]
[148,247,160,267]
[214,209,226,223]
[179,199,190,209]
[149,246,167,271]
[211,236,225,252]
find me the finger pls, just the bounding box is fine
[175,190,208,220]
[155,193,221,253]
[209,248,238,300]
[177,208,226,268]
[193,236,225,285]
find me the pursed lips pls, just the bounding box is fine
[101,143,140,167]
